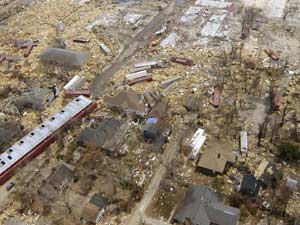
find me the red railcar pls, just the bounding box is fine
[213,86,222,107]
[171,57,194,66]
[0,96,96,185]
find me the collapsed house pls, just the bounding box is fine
[104,90,147,117]
[78,118,130,155]
[14,87,56,111]
[182,128,206,160]
[197,140,237,175]
[174,185,240,225]
[38,163,74,200]
[142,117,167,153]
[81,194,109,224]
[0,121,22,150]
[39,47,89,67]
[254,160,281,187]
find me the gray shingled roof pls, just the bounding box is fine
[78,118,129,153]
[207,203,241,225]
[40,47,89,66]
[174,185,240,225]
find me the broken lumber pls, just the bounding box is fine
[128,76,153,86]
[161,76,181,89]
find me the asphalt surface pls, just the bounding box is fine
[90,1,177,98]
[123,126,183,225]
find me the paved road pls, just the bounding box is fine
[90,1,177,98]
[123,126,183,225]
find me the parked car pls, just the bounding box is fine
[6,182,15,191]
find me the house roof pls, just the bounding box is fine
[81,202,101,223]
[197,139,237,173]
[240,174,259,193]
[89,194,108,208]
[78,118,129,153]
[39,47,89,67]
[14,87,53,110]
[207,203,241,225]
[38,163,74,200]
[255,160,280,186]
[47,163,74,189]
[0,121,22,150]
[104,90,147,116]
[174,185,240,225]
[81,194,108,223]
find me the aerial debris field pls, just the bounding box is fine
[0,0,300,225]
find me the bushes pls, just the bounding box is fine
[278,142,300,162]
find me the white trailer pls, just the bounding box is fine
[63,75,86,90]
[99,42,112,56]
[134,61,158,68]
[126,70,148,81]
[190,128,206,159]
[240,131,248,154]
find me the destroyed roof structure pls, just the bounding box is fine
[81,194,108,224]
[197,140,237,174]
[14,87,55,110]
[240,174,260,197]
[0,121,22,151]
[254,160,281,187]
[104,90,147,116]
[182,128,206,160]
[174,185,240,225]
[38,163,74,200]
[78,118,129,154]
[39,47,89,67]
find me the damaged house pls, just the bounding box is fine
[81,194,109,224]
[78,118,130,155]
[174,185,240,225]
[0,121,22,150]
[39,47,89,67]
[239,174,260,197]
[254,160,281,188]
[142,117,167,153]
[38,163,74,200]
[104,90,147,117]
[14,87,56,111]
